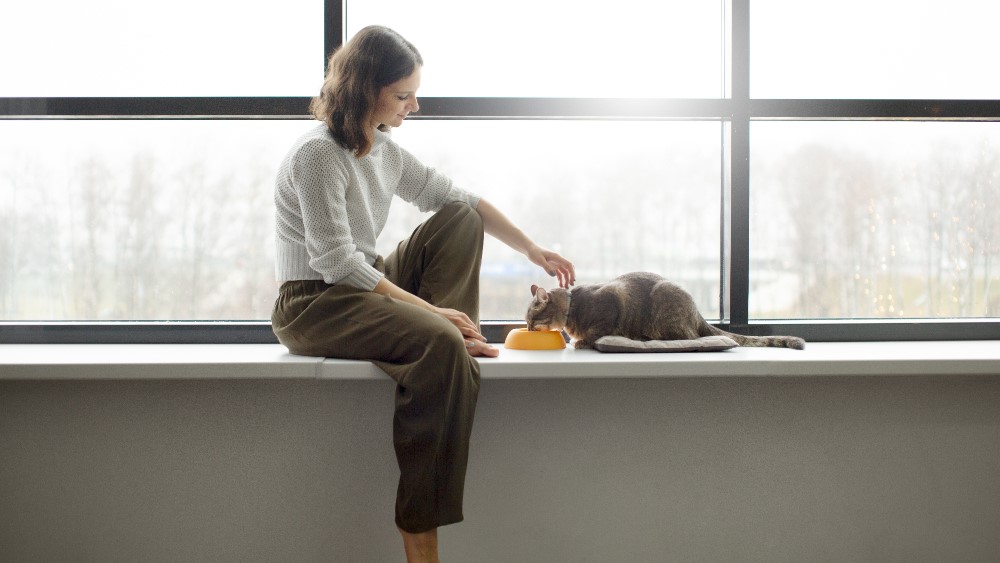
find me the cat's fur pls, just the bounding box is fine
[526,271,805,350]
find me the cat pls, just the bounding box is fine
[525,271,805,350]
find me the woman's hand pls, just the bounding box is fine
[373,279,499,357]
[434,306,480,338]
[432,306,499,357]
[527,246,576,289]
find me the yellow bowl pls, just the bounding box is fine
[503,328,566,350]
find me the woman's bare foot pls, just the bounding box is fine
[399,527,440,563]
[466,338,499,358]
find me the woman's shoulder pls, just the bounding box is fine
[294,123,338,148]
[288,124,350,161]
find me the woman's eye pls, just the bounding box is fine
[396,95,409,101]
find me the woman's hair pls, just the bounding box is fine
[310,26,423,157]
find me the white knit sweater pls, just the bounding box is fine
[274,124,480,290]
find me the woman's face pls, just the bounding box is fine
[371,66,421,129]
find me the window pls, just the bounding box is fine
[1,120,302,321]
[0,0,322,97]
[2,0,998,343]
[346,0,723,98]
[747,0,999,338]
[751,0,1000,99]
[750,121,999,319]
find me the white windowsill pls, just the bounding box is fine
[2,341,999,380]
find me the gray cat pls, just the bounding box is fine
[526,271,805,350]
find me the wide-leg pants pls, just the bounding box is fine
[271,202,484,533]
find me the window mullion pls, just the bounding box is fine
[729,0,750,327]
[325,0,343,70]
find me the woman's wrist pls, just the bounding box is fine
[374,277,434,311]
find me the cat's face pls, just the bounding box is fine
[525,284,565,331]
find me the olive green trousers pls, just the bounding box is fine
[271,203,484,533]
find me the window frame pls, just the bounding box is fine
[2,0,999,344]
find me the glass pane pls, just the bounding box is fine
[346,1,723,98]
[0,1,323,96]
[0,120,310,320]
[750,121,1000,319]
[380,120,722,320]
[1,119,720,322]
[751,0,1000,99]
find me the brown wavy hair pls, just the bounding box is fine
[310,26,423,157]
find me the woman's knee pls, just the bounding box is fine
[439,202,482,234]
[425,322,468,358]
[424,325,477,375]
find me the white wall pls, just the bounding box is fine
[2,373,999,562]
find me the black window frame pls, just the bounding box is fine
[2,0,998,344]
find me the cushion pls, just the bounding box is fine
[593,335,738,353]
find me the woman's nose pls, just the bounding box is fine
[410,97,419,112]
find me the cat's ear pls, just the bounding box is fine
[530,284,539,296]
[535,287,550,303]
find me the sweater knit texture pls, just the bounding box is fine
[274,124,480,290]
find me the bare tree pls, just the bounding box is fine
[68,157,116,317]
[113,153,164,318]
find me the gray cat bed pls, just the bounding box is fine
[593,335,738,353]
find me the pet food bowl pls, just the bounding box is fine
[503,328,566,350]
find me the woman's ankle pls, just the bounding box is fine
[399,527,440,563]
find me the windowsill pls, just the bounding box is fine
[2,341,999,380]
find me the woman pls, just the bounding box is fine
[271,25,575,562]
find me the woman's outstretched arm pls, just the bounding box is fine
[474,198,576,289]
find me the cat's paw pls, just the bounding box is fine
[573,340,593,350]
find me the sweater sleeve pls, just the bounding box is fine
[393,143,481,212]
[291,138,383,290]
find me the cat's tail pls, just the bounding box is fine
[704,324,806,350]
